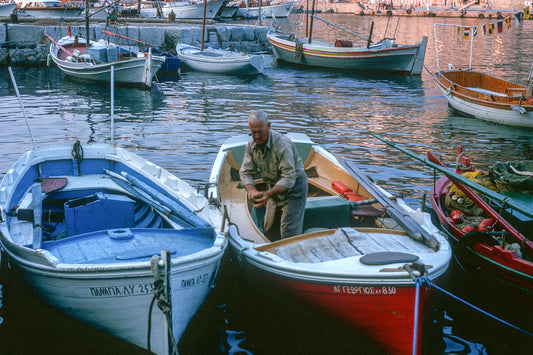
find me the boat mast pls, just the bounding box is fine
[201,0,207,51]
[85,0,90,48]
[308,0,315,44]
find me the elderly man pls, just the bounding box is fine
[239,110,308,240]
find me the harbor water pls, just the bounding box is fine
[1,13,533,354]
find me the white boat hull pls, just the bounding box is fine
[237,1,296,18]
[0,3,17,16]
[176,44,271,74]
[0,144,227,354]
[268,32,427,75]
[157,0,226,19]
[435,76,533,128]
[49,36,164,88]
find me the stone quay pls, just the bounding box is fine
[0,21,271,66]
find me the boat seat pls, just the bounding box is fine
[303,196,353,231]
[64,192,135,237]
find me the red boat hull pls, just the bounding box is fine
[241,258,436,355]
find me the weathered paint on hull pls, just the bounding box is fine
[268,33,427,75]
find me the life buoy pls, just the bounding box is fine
[478,13,484,18]
[406,9,412,14]
[387,9,393,16]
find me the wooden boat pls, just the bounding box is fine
[0,141,228,354]
[433,70,533,128]
[267,19,427,75]
[176,44,269,74]
[15,0,82,18]
[0,2,17,16]
[235,0,296,18]
[208,133,451,355]
[429,147,533,297]
[175,0,271,75]
[47,34,165,88]
[140,0,227,19]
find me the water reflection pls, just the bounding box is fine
[1,14,533,354]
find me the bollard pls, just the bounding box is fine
[168,10,176,23]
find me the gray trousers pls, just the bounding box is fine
[263,173,308,241]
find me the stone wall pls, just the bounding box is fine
[0,23,271,66]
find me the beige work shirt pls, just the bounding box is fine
[240,130,305,190]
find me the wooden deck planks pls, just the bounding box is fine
[274,228,432,263]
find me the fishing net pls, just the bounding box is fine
[489,161,533,193]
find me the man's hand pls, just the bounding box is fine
[252,190,270,208]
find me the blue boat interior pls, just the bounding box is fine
[12,154,216,263]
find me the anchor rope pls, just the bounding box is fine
[415,276,533,338]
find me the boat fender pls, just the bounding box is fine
[331,181,365,201]
[47,54,51,68]
[387,10,393,16]
[360,10,364,16]
[450,209,465,224]
[478,218,496,232]
[461,9,466,17]
[497,11,503,19]
[334,39,353,48]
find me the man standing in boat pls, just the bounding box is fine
[240,110,308,241]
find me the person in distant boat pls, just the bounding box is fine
[240,110,308,241]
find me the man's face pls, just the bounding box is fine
[249,119,270,146]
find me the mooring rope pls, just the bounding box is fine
[416,276,533,338]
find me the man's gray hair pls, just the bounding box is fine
[248,110,269,124]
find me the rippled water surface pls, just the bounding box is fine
[1,13,533,354]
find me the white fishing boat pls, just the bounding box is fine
[141,0,227,19]
[208,133,451,355]
[15,0,82,18]
[0,2,17,16]
[236,0,296,18]
[175,0,271,75]
[47,34,165,88]
[432,23,533,128]
[0,69,228,354]
[176,44,269,74]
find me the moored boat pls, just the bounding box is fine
[47,34,165,88]
[267,15,427,75]
[0,141,228,354]
[433,70,533,128]
[15,0,82,18]
[429,147,533,297]
[176,43,269,74]
[140,0,228,19]
[0,2,17,16]
[0,70,228,354]
[208,133,451,355]
[235,0,296,18]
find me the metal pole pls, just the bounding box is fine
[8,67,37,150]
[111,65,114,146]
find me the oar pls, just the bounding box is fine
[368,132,533,219]
[427,151,533,255]
[102,30,155,47]
[45,34,74,57]
[339,158,441,251]
[367,132,533,255]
